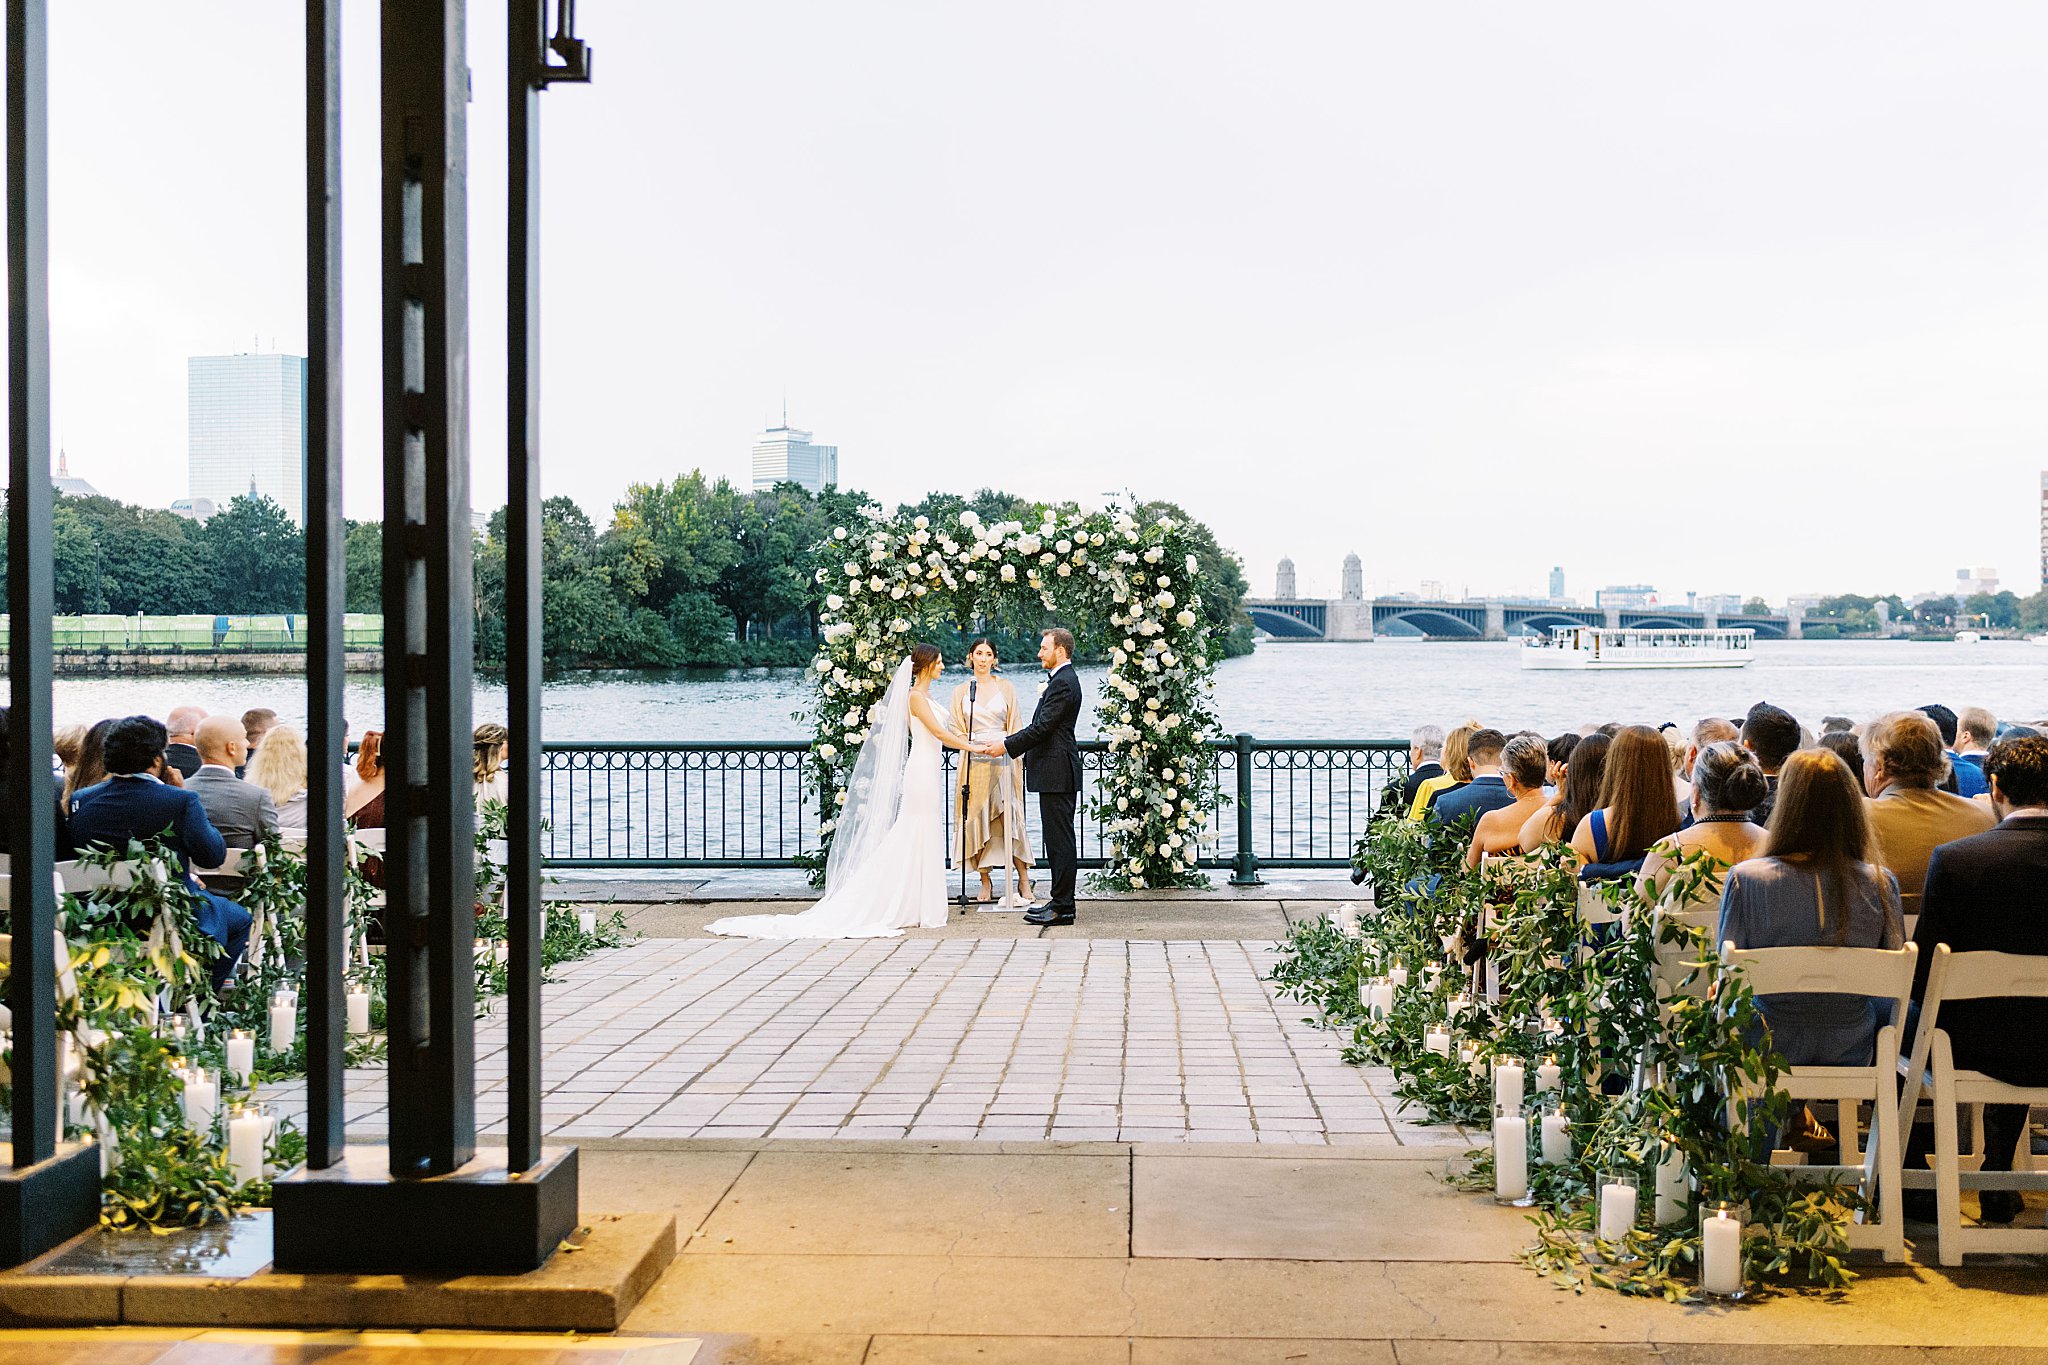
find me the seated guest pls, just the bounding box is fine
[1906,735,2048,1224]
[1570,725,1682,877]
[1523,731,1608,851]
[1684,717,1739,786]
[1717,748,1905,1066]
[1818,730,1864,789]
[1545,733,1578,794]
[1639,741,1769,896]
[53,723,86,779]
[1432,729,1516,828]
[1919,703,1988,798]
[1660,724,1690,804]
[164,705,207,779]
[1466,735,1551,866]
[186,715,280,852]
[344,731,389,889]
[1953,707,1995,790]
[1394,724,1447,813]
[473,721,511,806]
[245,723,310,829]
[68,716,251,990]
[62,718,113,807]
[1863,711,1994,922]
[1821,716,1854,735]
[242,707,278,756]
[1408,720,1478,820]
[1740,701,1801,826]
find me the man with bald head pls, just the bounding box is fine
[165,705,207,779]
[186,714,278,859]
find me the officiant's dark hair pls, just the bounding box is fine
[968,637,1000,671]
[910,643,943,677]
[1042,627,1076,660]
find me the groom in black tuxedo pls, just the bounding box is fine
[987,626,1084,926]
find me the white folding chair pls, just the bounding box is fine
[193,845,265,880]
[1897,945,2048,1266]
[1722,940,1918,1263]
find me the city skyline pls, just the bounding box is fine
[21,2,2048,601]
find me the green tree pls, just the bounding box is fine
[1140,499,1255,658]
[344,519,383,612]
[203,494,306,612]
[52,501,109,613]
[1964,590,2021,629]
[1741,597,1771,616]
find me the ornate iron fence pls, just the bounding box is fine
[538,736,1410,882]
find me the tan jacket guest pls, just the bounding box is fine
[1862,711,1995,921]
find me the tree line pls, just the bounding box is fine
[1799,590,2048,639]
[10,478,1257,670]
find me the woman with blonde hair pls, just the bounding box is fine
[1569,725,1682,874]
[473,721,511,806]
[246,723,311,829]
[949,639,1034,903]
[1409,719,1481,819]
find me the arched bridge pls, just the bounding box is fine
[1244,597,1798,641]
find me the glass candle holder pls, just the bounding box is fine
[1492,1103,1532,1206]
[1700,1202,1747,1299]
[1595,1170,1640,1247]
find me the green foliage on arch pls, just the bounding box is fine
[808,500,1219,889]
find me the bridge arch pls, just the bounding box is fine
[1245,605,1327,640]
[1374,608,1484,640]
[1618,616,1696,631]
[1721,618,1788,640]
[1509,611,1594,637]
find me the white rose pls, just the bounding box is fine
[845,707,863,724]
[833,527,848,540]
[1161,652,1177,668]
[1000,563,1016,582]
[1176,609,1197,629]
[1156,592,1175,609]
[1056,564,1071,577]
[959,509,980,527]
[826,593,844,611]
[1185,555,1199,574]
[965,569,979,582]
[817,743,838,760]
[845,562,860,576]
[1162,767,1177,782]
[870,575,886,592]
[1144,547,1163,563]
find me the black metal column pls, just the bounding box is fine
[507,0,589,1177]
[3,0,104,1266]
[380,0,477,1179]
[303,0,347,1171]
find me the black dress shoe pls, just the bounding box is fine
[1024,905,1076,926]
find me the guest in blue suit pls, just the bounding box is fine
[68,715,252,991]
[1429,730,1518,828]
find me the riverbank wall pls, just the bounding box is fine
[8,651,385,676]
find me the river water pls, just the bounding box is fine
[49,639,2048,741]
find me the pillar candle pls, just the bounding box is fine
[1598,1181,1636,1243]
[577,908,598,936]
[1424,1027,1451,1058]
[1540,1113,1571,1164]
[1334,904,1359,935]
[267,997,295,1054]
[1387,966,1408,988]
[227,1105,266,1189]
[346,987,371,1036]
[183,1068,217,1131]
[1654,1149,1689,1225]
[224,1031,255,1085]
[1369,982,1395,1018]
[1493,1061,1524,1116]
[1702,1206,1742,1295]
[1493,1115,1529,1201]
[1535,1056,1561,1093]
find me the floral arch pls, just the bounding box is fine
[807,502,1219,889]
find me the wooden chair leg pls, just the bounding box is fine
[1934,1080,1964,1267]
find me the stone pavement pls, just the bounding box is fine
[266,899,1468,1149]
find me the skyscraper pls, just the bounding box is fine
[188,353,308,523]
[2039,471,2046,588]
[751,421,839,494]
[1548,565,1565,600]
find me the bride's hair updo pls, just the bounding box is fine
[910,643,943,678]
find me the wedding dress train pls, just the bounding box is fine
[708,666,948,939]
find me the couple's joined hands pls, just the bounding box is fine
[973,740,1006,757]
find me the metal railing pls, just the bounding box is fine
[538,736,1410,883]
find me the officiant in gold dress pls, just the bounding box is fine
[950,639,1035,904]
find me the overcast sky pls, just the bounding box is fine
[26,2,2048,603]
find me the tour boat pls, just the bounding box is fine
[1520,625,1755,670]
[1954,631,1982,644]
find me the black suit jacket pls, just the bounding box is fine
[165,742,202,780]
[1910,814,2048,1088]
[1004,665,1083,794]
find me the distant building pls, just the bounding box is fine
[1274,557,1297,600]
[1547,565,1565,600]
[2040,472,2046,588]
[1341,553,1363,602]
[750,422,838,494]
[188,352,308,523]
[168,497,218,523]
[1696,593,1745,616]
[1595,584,1659,609]
[1954,566,1999,598]
[51,449,100,498]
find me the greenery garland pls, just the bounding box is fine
[1273,813,1867,1301]
[807,500,1220,889]
[1,822,626,1233]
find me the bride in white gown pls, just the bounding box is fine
[708,645,980,939]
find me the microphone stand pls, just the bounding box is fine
[954,677,979,907]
